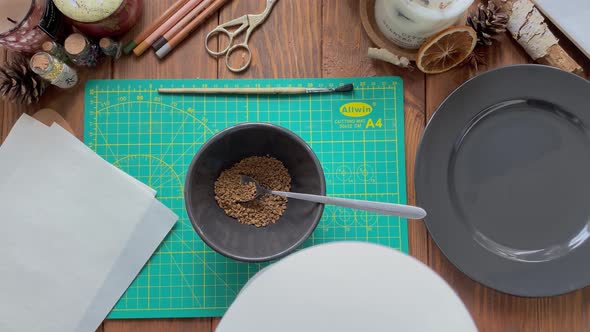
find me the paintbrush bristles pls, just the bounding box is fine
[334,84,354,92]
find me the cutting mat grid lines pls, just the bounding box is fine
[84,77,407,318]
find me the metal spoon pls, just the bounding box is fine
[240,175,427,219]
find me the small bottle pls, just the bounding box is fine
[30,52,78,89]
[99,37,122,59]
[41,41,69,63]
[64,33,103,67]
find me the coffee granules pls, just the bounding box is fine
[214,156,291,227]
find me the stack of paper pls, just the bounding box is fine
[0,115,178,332]
[534,0,590,60]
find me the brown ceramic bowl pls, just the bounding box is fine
[185,123,326,262]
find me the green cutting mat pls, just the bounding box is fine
[84,77,407,319]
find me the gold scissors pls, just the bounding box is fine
[205,0,279,73]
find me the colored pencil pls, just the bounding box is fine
[123,0,189,55]
[156,0,230,59]
[133,0,204,56]
[152,0,215,51]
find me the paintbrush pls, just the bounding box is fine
[158,84,354,95]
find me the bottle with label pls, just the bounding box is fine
[30,52,78,89]
[99,38,123,59]
[374,0,473,49]
[42,41,69,63]
[64,33,103,67]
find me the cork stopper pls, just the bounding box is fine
[41,41,55,53]
[65,33,89,56]
[99,38,113,49]
[30,53,51,73]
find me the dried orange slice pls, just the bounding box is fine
[416,26,477,74]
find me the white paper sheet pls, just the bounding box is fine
[0,115,177,332]
[0,115,155,197]
[534,0,590,59]
[47,123,156,197]
[76,199,177,331]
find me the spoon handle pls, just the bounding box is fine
[270,190,427,219]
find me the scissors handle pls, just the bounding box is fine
[205,28,233,56]
[225,42,252,73]
[206,0,278,71]
[205,14,249,57]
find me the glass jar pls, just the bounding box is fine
[0,0,59,53]
[53,0,143,38]
[375,0,474,49]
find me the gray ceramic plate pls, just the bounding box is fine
[416,65,590,297]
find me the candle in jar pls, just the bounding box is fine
[0,1,31,35]
[0,0,54,53]
[375,0,474,49]
[53,0,143,38]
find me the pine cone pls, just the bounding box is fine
[467,1,509,46]
[0,55,47,105]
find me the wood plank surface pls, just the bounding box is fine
[1,1,590,331]
[113,0,218,79]
[104,319,211,332]
[217,0,322,78]
[321,0,428,263]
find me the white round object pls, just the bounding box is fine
[217,242,477,332]
[53,0,124,23]
[374,0,474,49]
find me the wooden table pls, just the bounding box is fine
[1,1,589,331]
